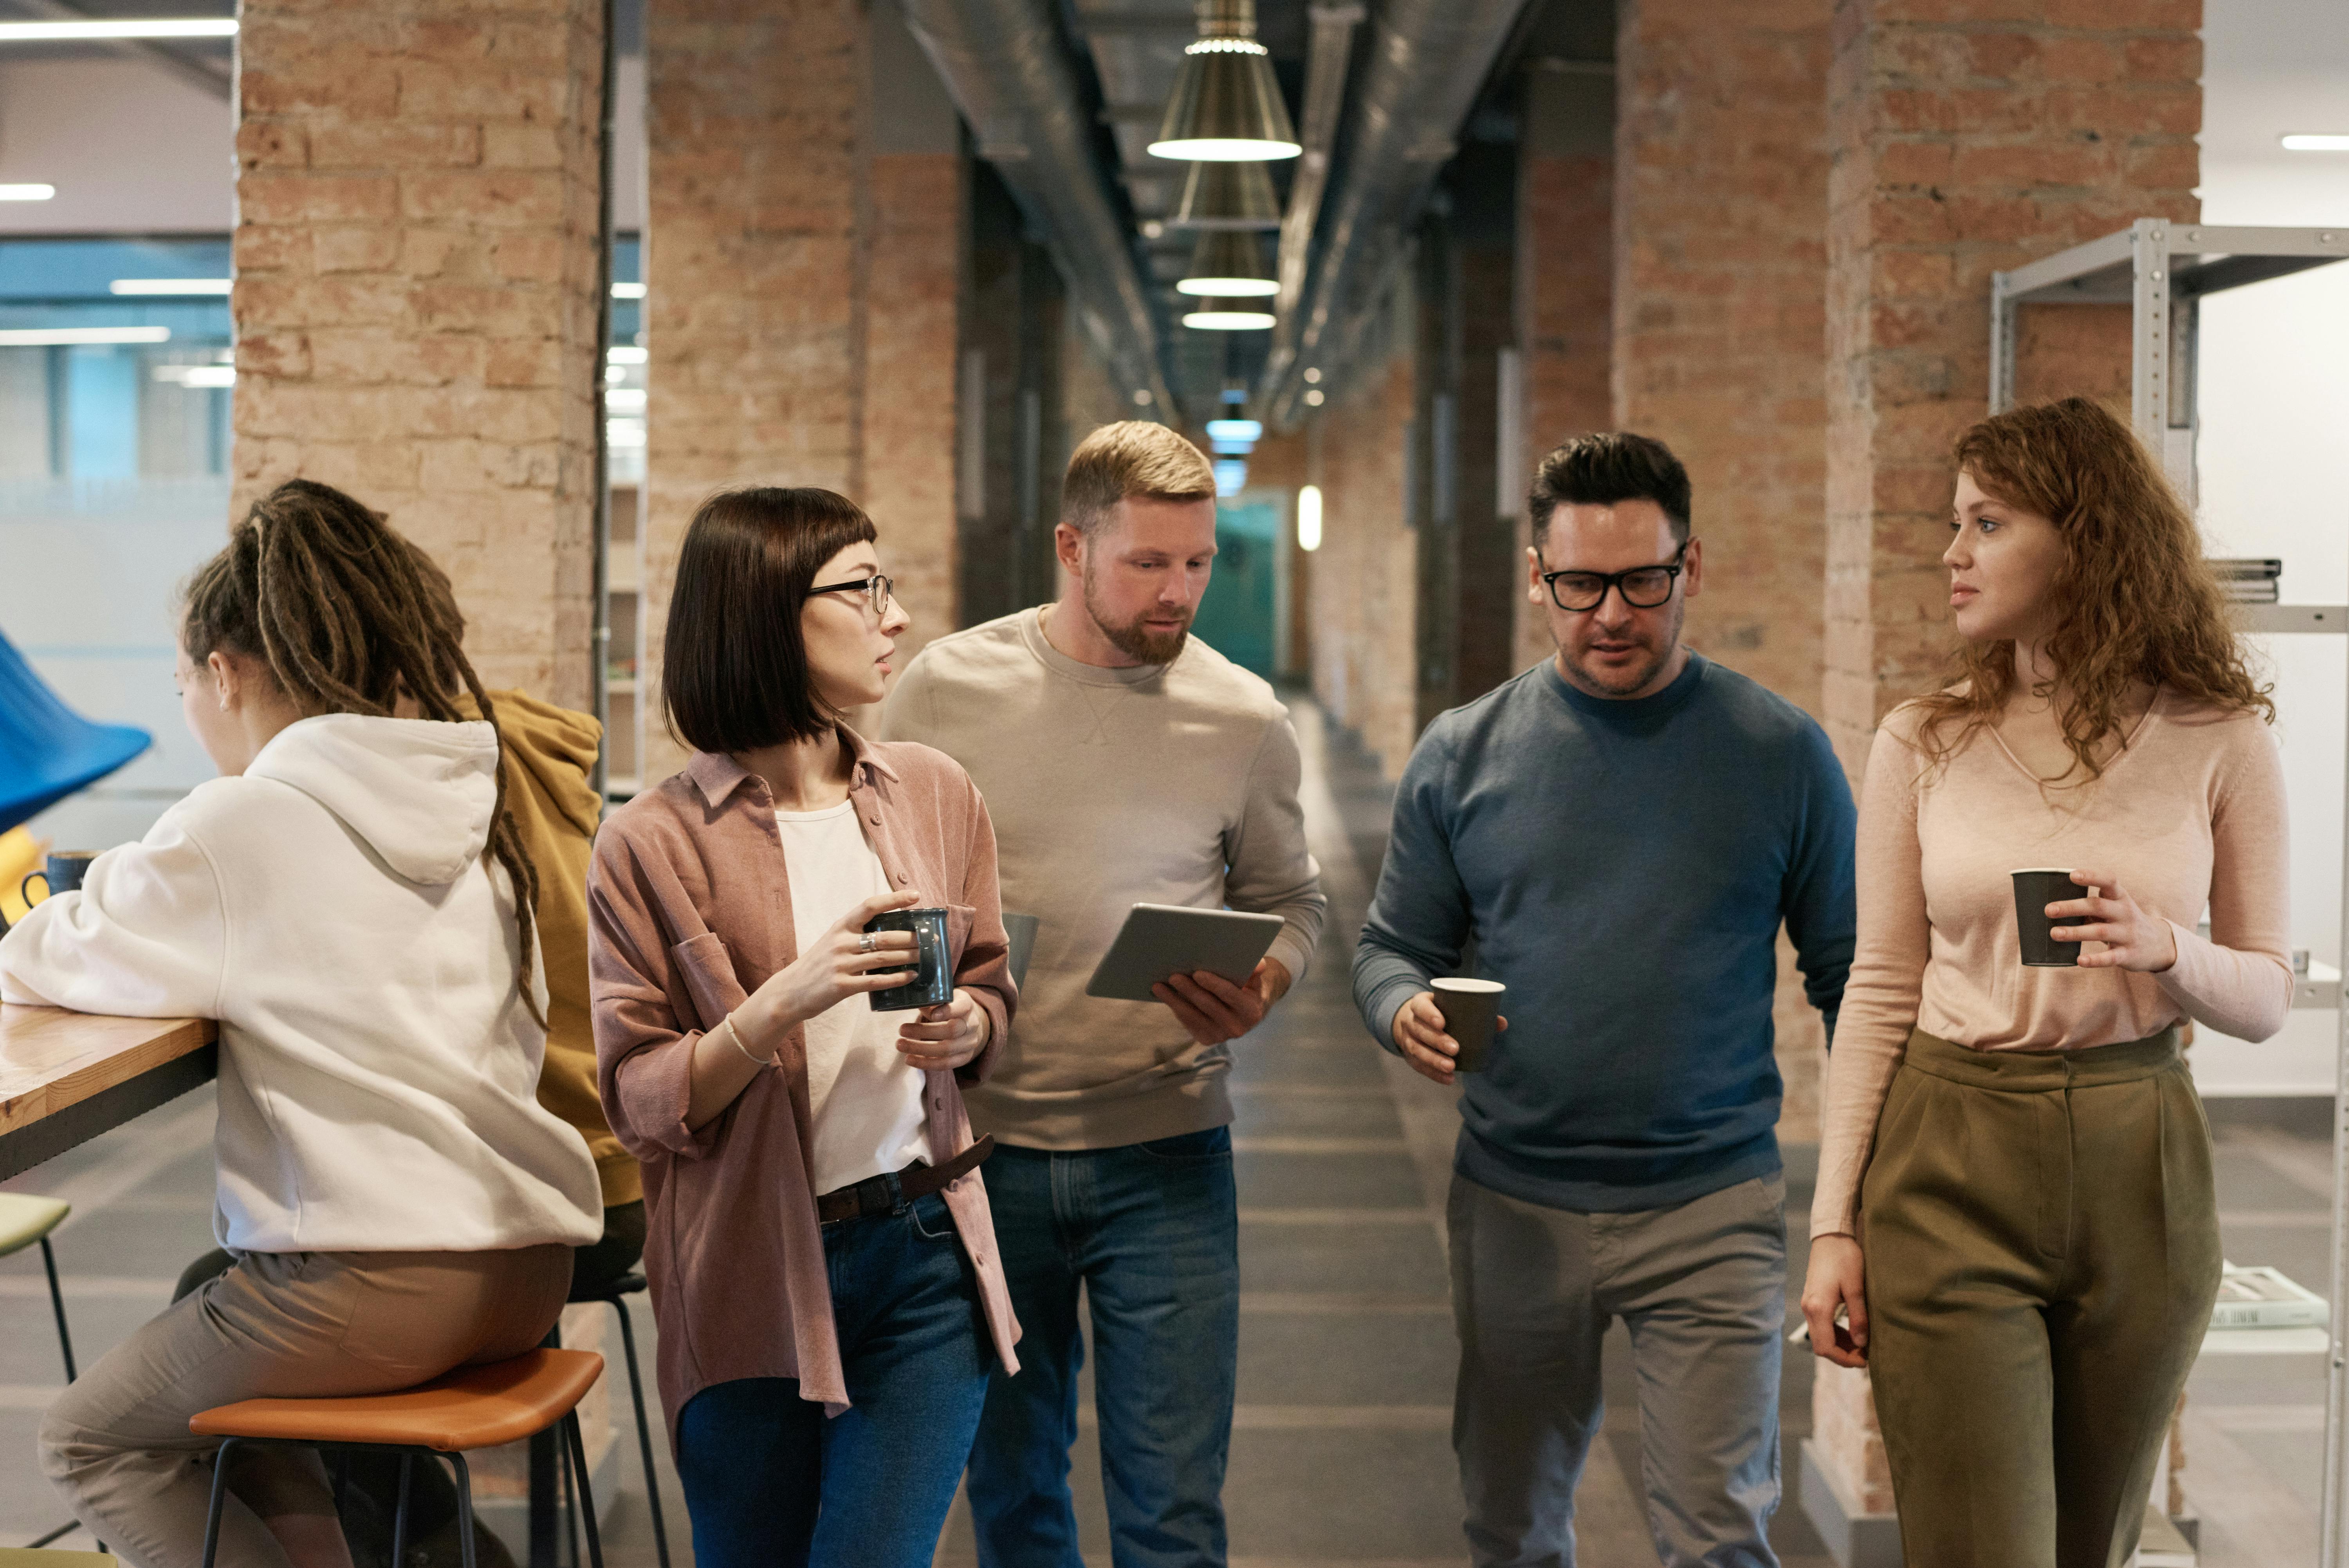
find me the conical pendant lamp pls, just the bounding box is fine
[1148,0,1300,162]
[1182,297,1276,330]
[1178,231,1276,297]
[1172,158,1281,230]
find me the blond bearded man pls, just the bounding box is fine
[880,422,1326,1568]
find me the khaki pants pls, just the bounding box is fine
[1448,1169,1788,1568]
[1862,1027,2221,1568]
[41,1244,571,1568]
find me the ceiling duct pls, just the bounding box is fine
[897,0,1179,416]
[1263,0,1533,422]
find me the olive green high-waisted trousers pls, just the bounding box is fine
[1860,1026,2221,1568]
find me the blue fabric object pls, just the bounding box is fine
[672,1190,989,1568]
[0,628,150,835]
[967,1127,1240,1568]
[1352,653,1857,1214]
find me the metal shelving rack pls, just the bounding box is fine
[1990,219,2349,1568]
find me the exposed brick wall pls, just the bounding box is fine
[865,152,963,671]
[1822,0,2201,775]
[641,0,866,778]
[1615,0,1833,719]
[1515,140,1612,680]
[233,0,607,709]
[1309,343,1420,779]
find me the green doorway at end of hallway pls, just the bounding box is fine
[1191,496,1285,679]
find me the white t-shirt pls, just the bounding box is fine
[775,802,933,1193]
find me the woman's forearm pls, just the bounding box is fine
[684,1011,779,1131]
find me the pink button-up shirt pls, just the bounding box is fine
[587,731,1020,1430]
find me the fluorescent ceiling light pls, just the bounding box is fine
[605,387,648,412]
[1205,418,1263,442]
[607,346,649,364]
[1297,484,1322,552]
[0,326,171,345]
[2280,134,2349,152]
[610,281,646,299]
[0,184,56,201]
[0,18,236,41]
[154,364,234,388]
[111,278,232,295]
[1182,302,1275,330]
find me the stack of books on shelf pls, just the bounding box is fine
[2210,1263,2327,1330]
[2209,558,2282,604]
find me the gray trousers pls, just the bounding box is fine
[1448,1169,1787,1568]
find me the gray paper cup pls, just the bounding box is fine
[1432,978,1506,1072]
[2012,868,2094,967]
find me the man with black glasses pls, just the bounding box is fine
[1354,432,1855,1567]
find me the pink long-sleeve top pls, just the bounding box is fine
[1813,689,2292,1241]
[588,732,1021,1430]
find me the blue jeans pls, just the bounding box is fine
[673,1190,989,1568]
[967,1126,1240,1568]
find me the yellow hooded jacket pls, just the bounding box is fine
[463,689,641,1209]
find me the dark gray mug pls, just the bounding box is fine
[22,850,97,909]
[2012,868,2095,967]
[865,906,954,1012]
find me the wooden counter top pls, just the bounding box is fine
[0,1004,219,1178]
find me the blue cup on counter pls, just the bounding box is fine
[864,906,954,1012]
[21,850,96,909]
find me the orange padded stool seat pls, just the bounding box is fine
[189,1349,606,1568]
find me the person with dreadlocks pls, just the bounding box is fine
[0,478,603,1568]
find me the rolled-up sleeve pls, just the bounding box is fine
[586,832,725,1160]
[953,775,1016,1084]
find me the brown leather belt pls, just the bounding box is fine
[815,1135,995,1226]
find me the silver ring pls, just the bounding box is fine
[857,932,877,954]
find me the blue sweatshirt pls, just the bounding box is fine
[1352,653,1856,1213]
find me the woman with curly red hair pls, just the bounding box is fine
[1801,396,2290,1567]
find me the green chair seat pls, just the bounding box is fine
[0,1193,70,1258]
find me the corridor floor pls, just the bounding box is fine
[0,695,2333,1567]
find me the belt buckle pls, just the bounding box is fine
[852,1173,895,1219]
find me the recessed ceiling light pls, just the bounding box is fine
[605,388,648,412]
[607,346,649,364]
[111,278,232,295]
[1304,388,1325,406]
[0,326,172,345]
[0,184,56,202]
[610,282,646,299]
[0,19,236,41]
[2280,134,2349,152]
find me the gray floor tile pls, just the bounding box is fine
[1239,1221,1449,1299]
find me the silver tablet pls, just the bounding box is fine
[1084,903,1287,1003]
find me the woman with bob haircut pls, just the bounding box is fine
[1801,396,2290,1566]
[587,485,1019,1567]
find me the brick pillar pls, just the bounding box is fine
[863,2,965,675]
[1514,60,1614,680]
[1822,0,2201,773]
[233,0,608,709]
[642,0,867,778]
[1309,330,1420,778]
[1614,0,1834,1138]
[1614,0,1833,717]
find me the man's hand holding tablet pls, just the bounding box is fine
[1155,959,1293,1046]
[1085,903,1290,1044]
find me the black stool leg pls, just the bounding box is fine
[562,1414,606,1568]
[447,1453,478,1568]
[608,1297,671,1568]
[559,1418,580,1568]
[40,1236,77,1382]
[391,1450,414,1568]
[198,1436,237,1568]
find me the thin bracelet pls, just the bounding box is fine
[724,1020,769,1069]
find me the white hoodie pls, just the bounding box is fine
[0,714,602,1253]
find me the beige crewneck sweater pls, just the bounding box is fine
[877,607,1327,1149]
[1813,689,2292,1240]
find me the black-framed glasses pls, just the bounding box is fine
[807,574,895,617]
[1538,544,1687,612]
